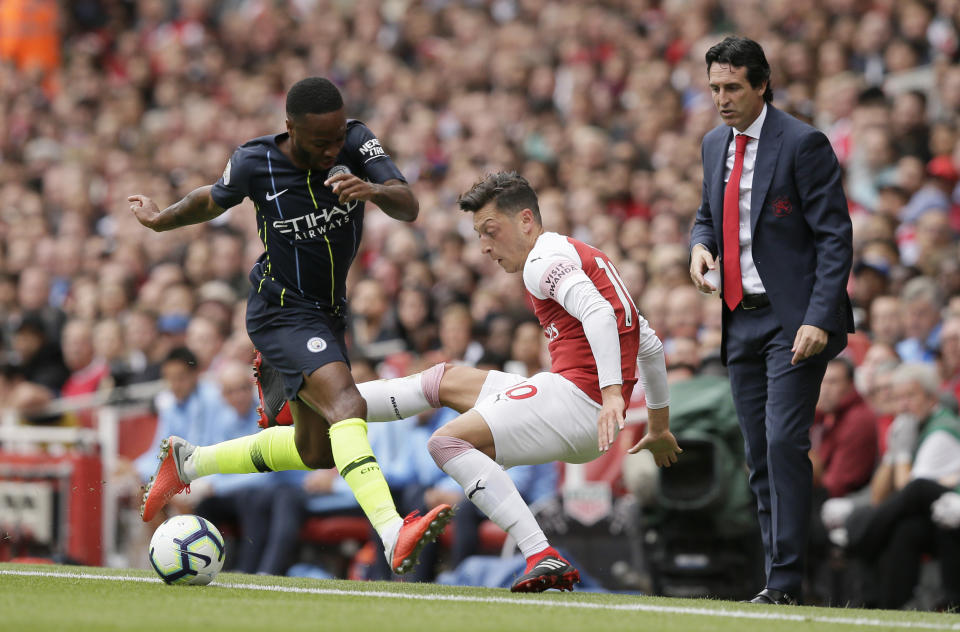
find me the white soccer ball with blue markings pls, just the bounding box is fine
[149,514,225,585]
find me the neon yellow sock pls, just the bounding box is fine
[329,418,401,537]
[190,426,311,478]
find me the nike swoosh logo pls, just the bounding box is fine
[182,549,212,568]
[530,257,542,262]
[266,189,288,201]
[468,481,486,499]
[171,443,186,481]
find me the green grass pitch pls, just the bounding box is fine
[1,562,958,632]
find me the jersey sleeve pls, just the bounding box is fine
[348,123,406,184]
[210,146,253,209]
[522,252,581,301]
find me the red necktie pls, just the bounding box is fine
[723,133,749,311]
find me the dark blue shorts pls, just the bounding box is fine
[246,290,348,401]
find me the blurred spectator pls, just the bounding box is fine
[1,312,68,417]
[348,278,403,363]
[59,319,111,426]
[812,358,879,500]
[425,302,484,367]
[664,336,701,383]
[868,295,903,346]
[184,314,228,377]
[118,308,163,384]
[897,276,943,363]
[851,258,891,330]
[134,347,222,484]
[395,284,439,355]
[940,317,960,405]
[842,363,960,610]
[663,286,702,344]
[503,319,547,378]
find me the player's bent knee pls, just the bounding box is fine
[295,433,335,470]
[427,433,474,468]
[298,447,335,470]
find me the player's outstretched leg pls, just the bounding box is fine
[384,505,456,575]
[357,363,496,421]
[141,426,312,522]
[141,436,195,521]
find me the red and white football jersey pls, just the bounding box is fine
[522,232,649,405]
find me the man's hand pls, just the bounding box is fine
[597,386,626,453]
[791,324,828,365]
[628,428,681,467]
[128,195,163,231]
[690,244,718,293]
[325,172,378,205]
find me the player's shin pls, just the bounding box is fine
[428,436,548,558]
[188,426,311,479]
[356,363,445,421]
[329,417,401,538]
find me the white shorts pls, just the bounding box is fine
[473,371,603,469]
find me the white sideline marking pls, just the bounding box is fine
[2,569,959,630]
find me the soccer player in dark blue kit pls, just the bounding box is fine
[129,77,453,575]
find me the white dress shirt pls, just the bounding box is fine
[724,104,768,295]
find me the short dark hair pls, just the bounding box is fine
[705,37,773,103]
[457,172,541,223]
[285,77,344,120]
[163,346,198,370]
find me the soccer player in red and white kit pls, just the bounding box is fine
[357,172,681,592]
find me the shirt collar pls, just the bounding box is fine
[736,103,767,140]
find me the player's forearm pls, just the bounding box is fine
[636,336,669,409]
[152,186,224,231]
[370,182,419,222]
[599,384,625,408]
[647,405,670,434]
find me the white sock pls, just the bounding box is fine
[357,374,432,422]
[380,516,403,554]
[441,449,548,558]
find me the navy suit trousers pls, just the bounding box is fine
[726,303,828,595]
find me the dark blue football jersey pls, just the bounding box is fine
[210,120,405,313]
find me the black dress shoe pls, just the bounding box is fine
[743,588,799,605]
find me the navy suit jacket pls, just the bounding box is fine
[690,105,854,364]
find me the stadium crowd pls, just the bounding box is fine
[1,0,960,608]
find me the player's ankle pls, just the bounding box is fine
[525,544,555,561]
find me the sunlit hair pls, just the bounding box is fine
[458,171,541,224]
[705,36,773,103]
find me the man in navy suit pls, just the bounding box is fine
[689,37,854,605]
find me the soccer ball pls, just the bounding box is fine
[149,514,225,585]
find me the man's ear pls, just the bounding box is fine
[520,208,535,230]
